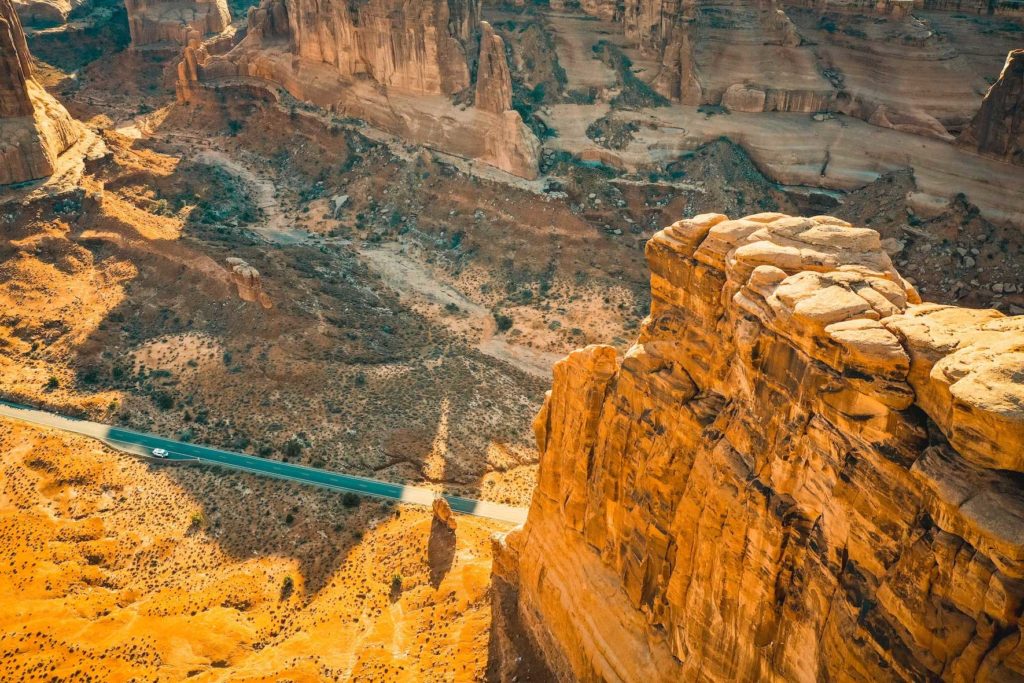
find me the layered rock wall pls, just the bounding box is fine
[1,0,80,184]
[494,212,1024,681]
[286,0,478,96]
[178,0,540,178]
[959,49,1024,166]
[125,0,229,47]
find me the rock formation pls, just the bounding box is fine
[286,0,477,96]
[124,0,229,47]
[432,496,457,532]
[1,0,80,185]
[959,50,1024,166]
[177,0,540,178]
[226,257,271,308]
[12,0,88,26]
[493,212,1024,681]
[476,21,512,115]
[583,0,1013,139]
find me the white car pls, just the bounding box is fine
[152,448,169,458]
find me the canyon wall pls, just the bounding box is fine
[959,49,1024,166]
[285,0,478,96]
[493,212,1024,681]
[572,0,1017,140]
[1,0,80,184]
[125,0,229,46]
[178,0,540,178]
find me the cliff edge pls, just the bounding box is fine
[493,212,1024,681]
[1,0,81,185]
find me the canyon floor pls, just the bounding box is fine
[3,3,1024,679]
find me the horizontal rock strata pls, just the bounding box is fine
[493,212,1024,681]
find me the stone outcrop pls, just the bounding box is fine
[12,0,88,26]
[177,0,540,178]
[959,50,1024,166]
[493,212,1024,681]
[226,257,271,308]
[476,21,512,115]
[286,0,477,96]
[584,0,1014,140]
[125,0,229,47]
[432,496,457,532]
[1,0,80,185]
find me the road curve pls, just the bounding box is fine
[0,400,528,525]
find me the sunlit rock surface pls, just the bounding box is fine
[493,212,1024,682]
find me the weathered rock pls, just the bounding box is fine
[0,0,80,185]
[125,0,229,47]
[493,212,1024,682]
[722,83,767,112]
[286,0,477,96]
[178,0,540,178]
[432,496,457,532]
[13,0,88,25]
[959,49,1024,166]
[226,257,271,308]
[476,21,512,115]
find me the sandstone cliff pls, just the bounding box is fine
[286,0,477,96]
[959,50,1024,166]
[493,212,1024,681]
[476,20,512,114]
[1,0,80,185]
[125,0,229,47]
[177,0,540,178]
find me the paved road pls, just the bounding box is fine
[0,401,527,525]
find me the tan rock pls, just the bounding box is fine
[493,212,1024,682]
[476,21,512,115]
[225,257,272,309]
[722,83,766,112]
[124,0,230,47]
[1,0,81,185]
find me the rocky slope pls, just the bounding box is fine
[960,49,1024,166]
[493,212,1024,681]
[177,0,541,177]
[125,0,229,46]
[0,0,80,185]
[570,0,1019,140]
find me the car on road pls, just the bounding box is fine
[152,448,169,458]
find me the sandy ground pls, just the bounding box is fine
[0,418,504,682]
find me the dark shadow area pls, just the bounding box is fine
[427,515,456,588]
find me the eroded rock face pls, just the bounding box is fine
[493,212,1024,681]
[959,50,1024,166]
[287,0,478,96]
[225,257,271,308]
[178,0,540,178]
[432,496,458,532]
[125,0,229,47]
[13,0,89,26]
[1,0,80,185]
[476,21,512,115]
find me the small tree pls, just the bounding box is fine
[493,311,514,332]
